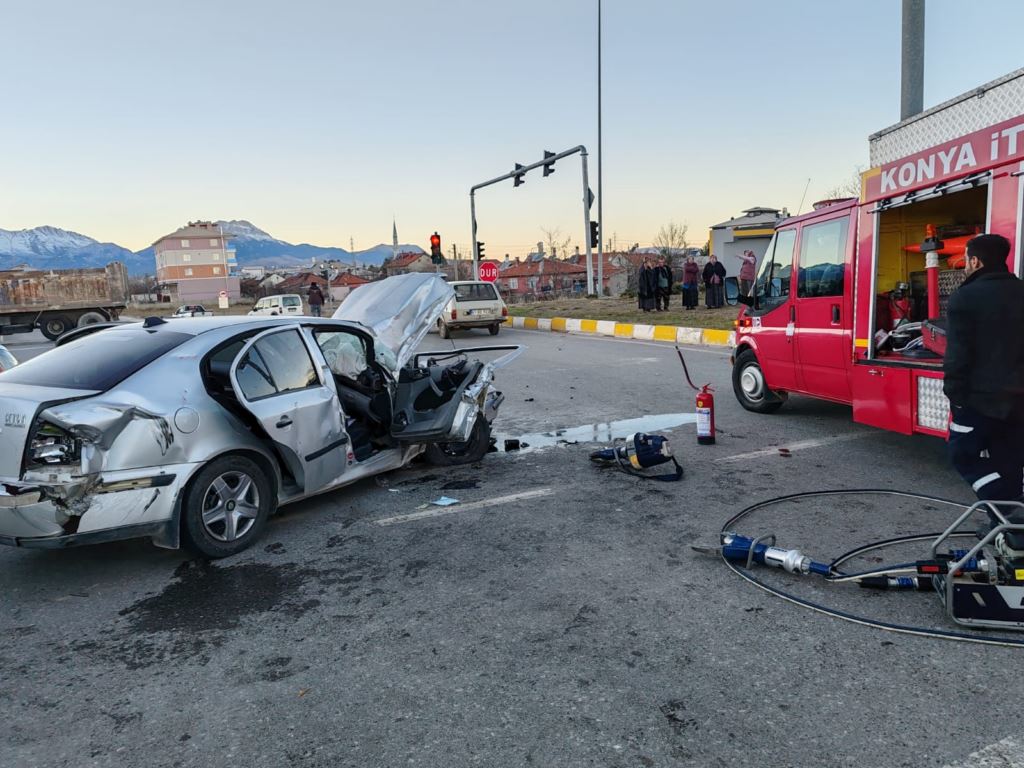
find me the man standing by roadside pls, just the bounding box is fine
[945,234,1024,510]
[308,282,325,317]
[736,249,757,298]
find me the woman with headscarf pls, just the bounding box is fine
[703,254,727,308]
[638,258,657,312]
[682,255,700,310]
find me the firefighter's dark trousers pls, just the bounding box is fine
[948,405,1024,501]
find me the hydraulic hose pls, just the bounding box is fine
[719,488,1024,649]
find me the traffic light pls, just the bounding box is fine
[513,163,526,187]
[430,232,444,264]
[542,150,556,177]
[476,241,486,260]
[589,221,599,248]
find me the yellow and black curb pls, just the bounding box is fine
[509,316,735,347]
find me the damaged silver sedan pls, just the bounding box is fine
[0,274,519,557]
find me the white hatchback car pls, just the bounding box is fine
[249,294,305,316]
[439,281,508,339]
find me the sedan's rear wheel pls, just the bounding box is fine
[488,324,500,336]
[181,456,273,558]
[439,321,451,340]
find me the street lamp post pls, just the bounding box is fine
[597,0,604,296]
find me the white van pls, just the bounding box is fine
[248,294,305,316]
[438,281,508,338]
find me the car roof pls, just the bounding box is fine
[119,315,363,337]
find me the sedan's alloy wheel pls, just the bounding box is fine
[201,471,260,542]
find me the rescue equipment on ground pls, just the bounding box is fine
[697,490,1024,647]
[675,346,715,445]
[589,432,683,481]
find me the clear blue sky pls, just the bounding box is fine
[2,0,1023,258]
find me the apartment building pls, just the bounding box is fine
[153,221,240,302]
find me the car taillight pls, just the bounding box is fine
[501,306,508,317]
[28,421,81,467]
[451,309,458,320]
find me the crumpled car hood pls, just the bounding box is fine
[331,273,454,372]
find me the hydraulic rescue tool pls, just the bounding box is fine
[700,492,1024,641]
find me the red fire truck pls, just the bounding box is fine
[732,68,1024,437]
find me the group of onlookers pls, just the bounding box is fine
[637,250,757,312]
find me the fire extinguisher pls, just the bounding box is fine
[695,384,715,445]
[676,347,716,445]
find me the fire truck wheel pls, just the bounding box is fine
[733,349,783,414]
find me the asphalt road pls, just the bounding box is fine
[1,325,1016,768]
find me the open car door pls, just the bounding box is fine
[391,345,521,445]
[229,327,349,494]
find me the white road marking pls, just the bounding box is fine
[508,327,732,355]
[716,432,873,462]
[941,736,1024,768]
[374,488,554,526]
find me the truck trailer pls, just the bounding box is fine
[0,261,130,340]
[732,68,1024,438]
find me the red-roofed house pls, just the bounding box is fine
[330,271,371,302]
[383,250,432,277]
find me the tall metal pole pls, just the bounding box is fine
[581,148,594,294]
[900,0,925,120]
[470,190,479,280]
[596,0,604,296]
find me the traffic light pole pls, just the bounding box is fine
[470,145,594,293]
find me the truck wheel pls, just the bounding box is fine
[439,321,451,340]
[77,311,108,327]
[40,315,72,341]
[424,417,490,466]
[733,349,784,414]
[181,455,274,558]
[488,324,500,336]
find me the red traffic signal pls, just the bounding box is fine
[430,232,443,264]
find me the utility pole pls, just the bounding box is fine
[452,243,458,279]
[901,0,925,120]
[596,0,604,296]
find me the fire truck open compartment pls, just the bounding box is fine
[870,184,987,357]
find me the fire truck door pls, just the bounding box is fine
[746,228,799,391]
[793,216,853,402]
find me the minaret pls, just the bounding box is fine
[392,218,398,262]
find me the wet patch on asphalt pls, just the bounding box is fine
[119,560,317,634]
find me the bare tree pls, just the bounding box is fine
[540,226,572,260]
[820,166,865,201]
[653,222,689,262]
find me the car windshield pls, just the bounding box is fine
[0,347,16,370]
[0,329,192,391]
[454,284,498,302]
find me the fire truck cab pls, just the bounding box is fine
[733,68,1024,437]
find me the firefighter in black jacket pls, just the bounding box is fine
[945,233,1024,503]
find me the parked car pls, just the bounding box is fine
[249,294,304,316]
[438,281,508,339]
[172,305,211,318]
[0,274,519,557]
[0,345,18,373]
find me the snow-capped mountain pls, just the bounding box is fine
[216,220,285,244]
[0,221,427,274]
[0,226,149,273]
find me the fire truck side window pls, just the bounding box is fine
[797,218,849,298]
[752,229,796,312]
